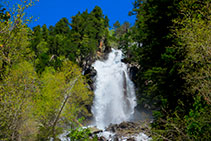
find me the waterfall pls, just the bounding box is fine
[91,49,137,129]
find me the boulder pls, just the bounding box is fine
[98,136,107,141]
[89,127,103,134]
[105,120,151,138]
[127,137,136,141]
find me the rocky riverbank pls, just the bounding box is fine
[89,120,152,141]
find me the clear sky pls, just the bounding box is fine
[27,0,136,28]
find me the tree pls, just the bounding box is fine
[0,0,37,78]
[54,18,71,35]
[0,61,39,140]
[175,0,211,105]
[31,25,42,54]
[130,0,211,140]
[173,1,211,139]
[34,61,93,140]
[69,6,109,66]
[1,1,97,140]
[131,0,184,111]
[113,21,120,30]
[42,24,49,41]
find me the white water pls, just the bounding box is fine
[91,49,137,129]
[59,49,150,141]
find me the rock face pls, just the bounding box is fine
[129,66,139,85]
[82,43,111,91]
[121,58,139,86]
[84,66,97,91]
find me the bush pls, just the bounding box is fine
[67,128,97,141]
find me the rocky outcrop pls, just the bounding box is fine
[83,45,111,87]
[129,66,139,84]
[105,120,151,138]
[121,58,140,86]
[84,66,97,91]
[89,127,103,134]
[127,63,140,86]
[89,120,152,141]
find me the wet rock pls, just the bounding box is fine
[102,46,111,60]
[89,127,103,134]
[119,122,130,129]
[105,120,152,139]
[127,137,136,141]
[98,136,107,141]
[118,61,139,86]
[107,125,116,132]
[84,66,97,91]
[82,45,111,91]
[129,66,139,83]
[113,135,119,141]
[84,66,97,77]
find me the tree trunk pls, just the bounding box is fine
[51,77,79,140]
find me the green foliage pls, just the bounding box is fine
[34,61,93,140]
[175,0,211,105]
[1,2,102,140]
[67,128,97,141]
[151,96,211,140]
[26,7,109,138]
[29,6,110,73]
[171,1,211,139]
[0,6,10,21]
[0,1,38,80]
[54,18,70,35]
[184,96,211,140]
[0,61,39,140]
[130,0,184,110]
[0,1,40,140]
[0,20,34,78]
[111,21,140,63]
[129,0,211,140]
[70,6,109,63]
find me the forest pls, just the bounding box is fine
[0,0,210,140]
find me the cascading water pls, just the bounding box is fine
[59,49,151,141]
[91,49,137,129]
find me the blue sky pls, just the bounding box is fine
[27,0,136,28]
